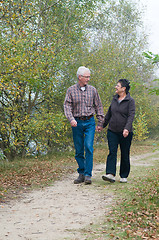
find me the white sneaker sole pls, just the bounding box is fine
[102,175,115,183]
[120,179,127,183]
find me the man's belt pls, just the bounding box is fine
[76,114,93,120]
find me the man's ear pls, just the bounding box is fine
[78,75,82,81]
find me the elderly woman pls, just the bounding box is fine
[102,79,135,183]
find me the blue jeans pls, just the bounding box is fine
[106,129,133,178]
[72,117,95,177]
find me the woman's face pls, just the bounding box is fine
[115,82,125,95]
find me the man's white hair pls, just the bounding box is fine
[77,66,90,79]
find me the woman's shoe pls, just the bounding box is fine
[120,178,127,183]
[102,174,115,183]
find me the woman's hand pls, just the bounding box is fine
[96,126,103,132]
[123,129,129,138]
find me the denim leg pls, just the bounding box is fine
[83,117,95,177]
[119,132,133,178]
[106,130,119,176]
[72,122,85,174]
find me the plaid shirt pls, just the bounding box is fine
[64,83,104,127]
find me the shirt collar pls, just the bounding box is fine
[77,83,87,91]
[114,92,130,101]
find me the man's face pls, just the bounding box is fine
[78,71,90,87]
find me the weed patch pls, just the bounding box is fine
[81,155,159,240]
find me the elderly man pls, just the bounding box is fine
[64,66,104,184]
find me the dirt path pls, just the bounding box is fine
[0,151,158,240]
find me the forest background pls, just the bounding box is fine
[0,0,159,161]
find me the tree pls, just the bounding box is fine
[143,51,159,95]
[0,0,158,160]
[0,0,99,159]
[82,0,158,141]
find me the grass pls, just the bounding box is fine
[0,150,77,202]
[0,139,158,239]
[79,148,159,239]
[0,139,157,202]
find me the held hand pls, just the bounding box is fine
[123,129,129,138]
[96,126,103,132]
[70,119,77,127]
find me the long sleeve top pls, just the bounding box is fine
[64,83,104,127]
[103,93,135,132]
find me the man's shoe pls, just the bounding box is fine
[84,176,92,184]
[102,174,115,183]
[120,178,127,183]
[74,174,85,184]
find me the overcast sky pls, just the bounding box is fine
[138,0,159,54]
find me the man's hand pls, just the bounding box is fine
[123,129,129,138]
[70,119,77,127]
[96,126,103,132]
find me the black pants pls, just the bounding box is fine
[106,129,133,178]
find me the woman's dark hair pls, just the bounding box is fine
[118,79,130,94]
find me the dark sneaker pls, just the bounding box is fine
[84,176,92,185]
[74,174,85,184]
[102,174,115,183]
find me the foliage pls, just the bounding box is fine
[133,108,149,141]
[0,0,97,159]
[85,0,158,141]
[143,51,159,95]
[0,0,158,159]
[143,52,159,65]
